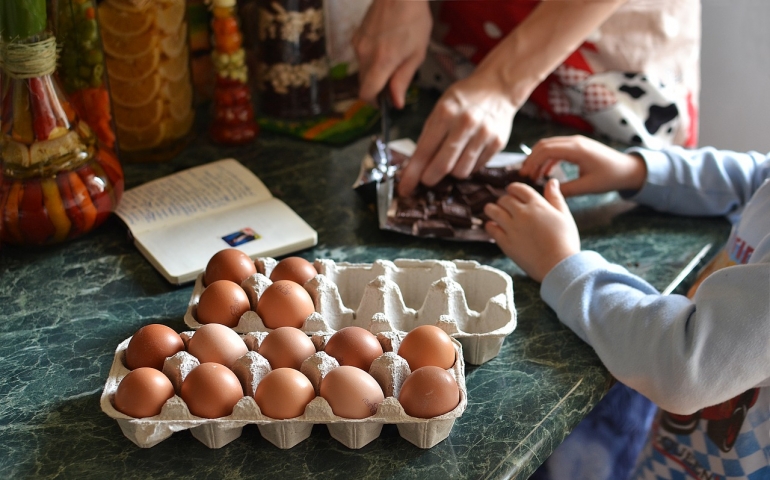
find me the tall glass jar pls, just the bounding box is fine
[209,0,258,145]
[0,0,124,246]
[255,0,333,119]
[97,0,195,162]
[51,0,118,152]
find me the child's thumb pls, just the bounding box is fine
[544,179,569,213]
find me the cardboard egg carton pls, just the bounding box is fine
[100,331,467,450]
[184,258,516,365]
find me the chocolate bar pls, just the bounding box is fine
[388,164,544,240]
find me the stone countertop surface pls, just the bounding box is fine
[0,91,730,479]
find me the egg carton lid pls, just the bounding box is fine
[101,332,467,450]
[184,258,516,365]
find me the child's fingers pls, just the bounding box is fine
[544,179,569,213]
[521,139,574,178]
[484,200,512,224]
[535,159,559,181]
[484,220,506,244]
[504,182,541,203]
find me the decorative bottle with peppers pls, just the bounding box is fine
[0,0,124,246]
[97,0,195,162]
[256,0,333,119]
[51,0,117,152]
[209,0,258,145]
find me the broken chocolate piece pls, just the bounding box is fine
[413,219,455,237]
[463,185,499,213]
[454,180,484,196]
[430,177,455,195]
[473,167,509,187]
[439,200,473,228]
[425,203,439,219]
[394,207,425,225]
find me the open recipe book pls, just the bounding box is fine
[115,159,318,284]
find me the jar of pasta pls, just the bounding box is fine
[255,0,333,119]
[97,0,195,162]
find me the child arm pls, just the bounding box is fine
[627,146,770,220]
[541,242,770,414]
[512,136,770,412]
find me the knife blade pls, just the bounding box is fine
[378,90,393,175]
[379,90,391,145]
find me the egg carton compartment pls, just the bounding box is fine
[184,258,516,365]
[100,331,467,450]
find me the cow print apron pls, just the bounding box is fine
[418,0,701,149]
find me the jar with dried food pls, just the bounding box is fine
[256,0,333,119]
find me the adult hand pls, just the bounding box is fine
[397,73,517,197]
[519,135,648,197]
[352,0,432,109]
[484,179,580,283]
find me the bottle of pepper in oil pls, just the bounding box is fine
[0,0,124,247]
[209,0,259,145]
[51,0,117,152]
[97,0,195,162]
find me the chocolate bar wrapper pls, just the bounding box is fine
[373,139,566,242]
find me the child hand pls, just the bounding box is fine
[518,135,647,197]
[484,178,580,283]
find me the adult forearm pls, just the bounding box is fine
[477,0,627,108]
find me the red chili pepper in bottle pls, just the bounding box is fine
[76,164,113,227]
[2,180,25,244]
[28,77,58,141]
[94,148,124,201]
[67,171,97,234]
[56,170,86,238]
[18,179,56,244]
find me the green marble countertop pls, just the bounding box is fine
[0,91,730,479]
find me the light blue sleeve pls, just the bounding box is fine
[539,147,770,414]
[541,244,770,415]
[625,147,770,223]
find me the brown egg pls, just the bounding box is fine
[256,280,315,329]
[324,326,383,372]
[181,362,244,418]
[397,325,456,371]
[187,323,248,368]
[319,365,384,419]
[125,324,185,370]
[258,326,316,370]
[204,248,257,286]
[196,279,251,327]
[114,367,175,418]
[269,257,317,285]
[254,368,316,419]
[398,366,460,418]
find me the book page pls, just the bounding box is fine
[115,159,272,234]
[135,198,318,284]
